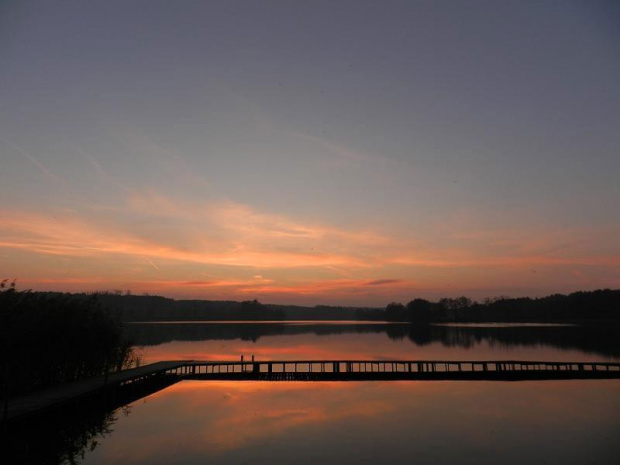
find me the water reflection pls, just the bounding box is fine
[74,380,620,464]
[1,376,179,465]
[5,323,619,464]
[124,322,620,363]
[2,400,117,465]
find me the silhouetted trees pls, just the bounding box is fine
[407,298,436,322]
[92,293,286,321]
[385,302,407,321]
[0,281,137,404]
[373,289,620,323]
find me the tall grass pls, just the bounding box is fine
[1,280,138,400]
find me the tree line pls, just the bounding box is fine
[357,289,620,322]
[92,293,286,321]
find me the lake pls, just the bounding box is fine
[11,322,620,464]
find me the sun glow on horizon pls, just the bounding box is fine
[1,192,617,305]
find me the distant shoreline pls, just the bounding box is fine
[21,288,620,323]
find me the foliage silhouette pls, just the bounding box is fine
[360,289,620,323]
[0,281,138,406]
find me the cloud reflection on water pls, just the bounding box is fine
[85,380,620,465]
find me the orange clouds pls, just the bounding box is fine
[0,205,375,269]
[1,192,619,302]
[230,278,412,296]
[390,254,620,269]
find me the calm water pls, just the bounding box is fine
[16,323,620,464]
[125,321,620,363]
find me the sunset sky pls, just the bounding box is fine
[1,1,619,306]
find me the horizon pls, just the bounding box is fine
[9,284,618,310]
[1,1,619,307]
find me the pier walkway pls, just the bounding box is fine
[5,359,620,422]
[4,361,186,422]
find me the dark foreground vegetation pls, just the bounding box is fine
[0,280,137,406]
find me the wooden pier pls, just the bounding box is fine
[5,359,620,422]
[178,359,620,382]
[4,361,186,422]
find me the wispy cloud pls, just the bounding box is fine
[292,131,375,165]
[389,255,620,268]
[3,201,618,271]
[366,279,405,286]
[0,136,64,183]
[1,192,618,301]
[146,258,161,271]
[0,200,381,269]
[66,141,116,182]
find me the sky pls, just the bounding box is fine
[1,0,619,306]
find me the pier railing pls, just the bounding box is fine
[167,359,620,381]
[6,359,620,422]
